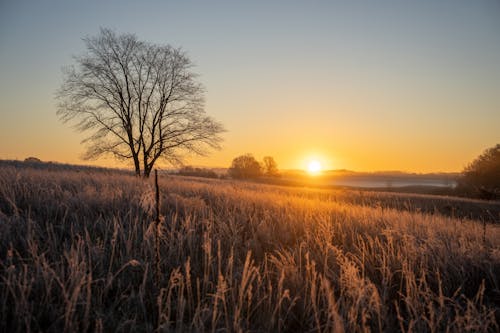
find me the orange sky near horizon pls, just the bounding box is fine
[1,1,499,173]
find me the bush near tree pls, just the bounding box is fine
[262,156,279,177]
[228,154,263,179]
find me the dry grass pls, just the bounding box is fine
[0,165,499,332]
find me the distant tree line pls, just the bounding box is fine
[177,166,219,179]
[172,155,280,181]
[228,154,279,179]
[225,146,500,202]
[0,159,131,175]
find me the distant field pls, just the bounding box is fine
[0,164,499,332]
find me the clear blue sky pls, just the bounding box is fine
[1,0,499,171]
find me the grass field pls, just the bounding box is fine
[1,164,499,332]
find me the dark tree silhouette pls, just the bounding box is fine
[228,154,262,179]
[460,144,500,199]
[24,157,42,163]
[262,156,279,177]
[57,28,224,177]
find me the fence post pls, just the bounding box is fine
[155,169,161,287]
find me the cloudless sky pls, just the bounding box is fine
[1,0,499,172]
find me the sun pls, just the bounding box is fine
[307,160,322,174]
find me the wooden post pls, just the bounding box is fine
[483,219,486,246]
[155,169,160,223]
[155,169,161,287]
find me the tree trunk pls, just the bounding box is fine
[143,159,153,177]
[132,153,141,176]
[143,157,151,178]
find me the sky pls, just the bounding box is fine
[1,0,499,172]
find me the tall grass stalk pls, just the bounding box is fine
[0,165,499,332]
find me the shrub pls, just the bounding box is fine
[459,144,500,199]
[228,154,262,179]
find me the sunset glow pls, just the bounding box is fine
[1,1,500,173]
[307,160,322,175]
[1,2,500,331]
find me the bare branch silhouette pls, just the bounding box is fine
[57,28,225,177]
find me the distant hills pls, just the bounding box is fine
[0,158,460,190]
[282,168,459,179]
[0,159,132,174]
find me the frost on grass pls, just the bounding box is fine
[0,165,499,332]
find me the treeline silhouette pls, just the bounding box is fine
[176,166,219,179]
[228,154,279,179]
[0,159,132,175]
[457,144,500,200]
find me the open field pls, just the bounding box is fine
[1,165,499,332]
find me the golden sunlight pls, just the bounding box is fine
[307,160,322,174]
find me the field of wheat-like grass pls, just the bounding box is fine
[0,165,499,332]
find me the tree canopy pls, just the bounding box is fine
[461,144,500,199]
[228,154,262,179]
[57,28,224,177]
[262,156,279,177]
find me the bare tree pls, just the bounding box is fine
[57,28,224,177]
